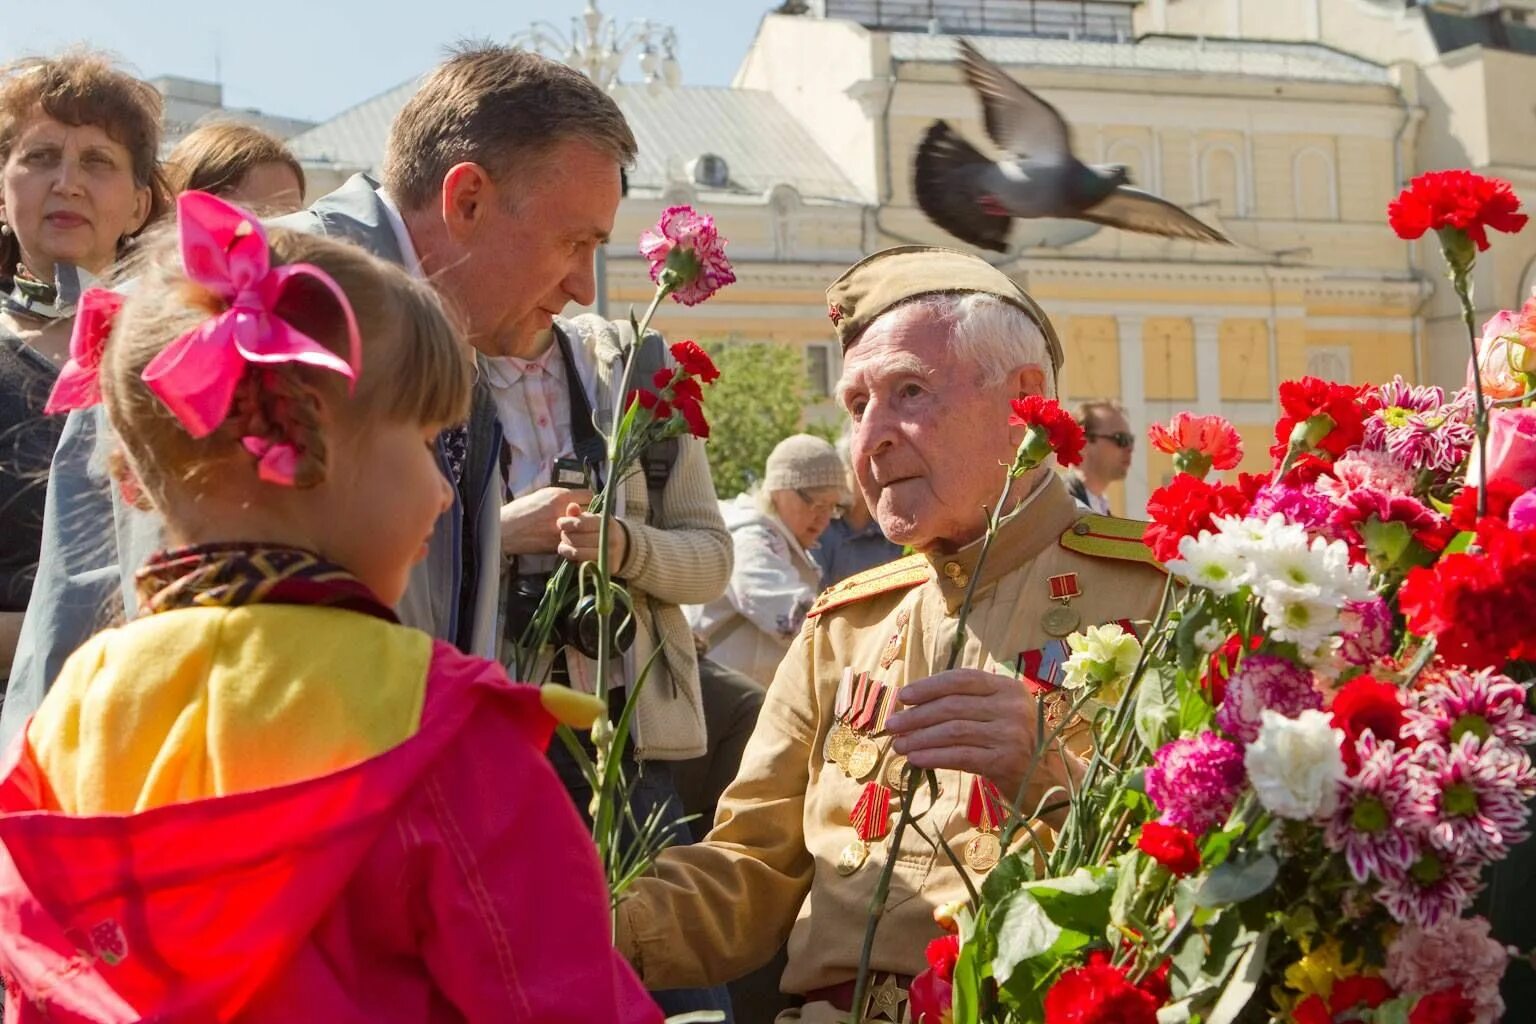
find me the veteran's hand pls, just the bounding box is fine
[501,487,592,557]
[885,668,1042,802]
[557,503,630,568]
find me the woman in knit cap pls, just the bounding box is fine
[687,434,850,688]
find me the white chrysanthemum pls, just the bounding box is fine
[1167,530,1247,596]
[1061,622,1142,705]
[1245,708,1346,820]
[1215,513,1307,564]
[1194,621,1227,654]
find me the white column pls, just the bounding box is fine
[1117,315,1148,515]
[1193,315,1222,417]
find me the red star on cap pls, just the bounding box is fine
[828,302,844,325]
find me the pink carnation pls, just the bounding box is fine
[638,204,736,306]
[1385,918,1508,1024]
[1337,596,1395,668]
[1216,654,1322,744]
[1146,731,1246,835]
[1246,482,1337,539]
[1315,449,1418,501]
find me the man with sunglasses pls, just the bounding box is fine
[1065,400,1135,515]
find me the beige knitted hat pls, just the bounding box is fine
[764,434,846,492]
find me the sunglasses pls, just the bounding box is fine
[1087,432,1136,450]
[796,488,848,519]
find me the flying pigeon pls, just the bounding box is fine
[915,40,1231,252]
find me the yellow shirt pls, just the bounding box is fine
[617,475,1167,1019]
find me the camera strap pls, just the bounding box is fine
[553,325,608,488]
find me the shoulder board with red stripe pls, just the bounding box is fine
[807,554,929,619]
[1059,515,1166,573]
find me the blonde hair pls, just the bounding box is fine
[165,121,305,201]
[101,225,472,508]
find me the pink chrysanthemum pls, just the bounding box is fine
[638,205,737,306]
[1412,734,1536,861]
[1374,846,1484,928]
[1336,596,1395,668]
[1145,731,1247,835]
[1324,734,1419,882]
[1365,379,1477,477]
[1404,667,1536,750]
[1385,918,1508,1024]
[1216,654,1322,744]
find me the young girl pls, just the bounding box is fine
[0,192,661,1023]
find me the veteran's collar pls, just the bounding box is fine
[924,472,1079,615]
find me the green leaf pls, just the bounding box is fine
[1176,671,1216,736]
[1135,664,1181,751]
[1444,529,1476,555]
[982,850,1035,905]
[1374,996,1415,1024]
[1022,869,1114,938]
[1194,853,1279,908]
[1169,906,1257,1002]
[1110,851,1141,929]
[991,890,1063,986]
[1204,930,1269,1024]
[1156,999,1195,1024]
[952,931,983,1024]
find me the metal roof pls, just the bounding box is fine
[890,33,1394,85]
[285,80,861,203]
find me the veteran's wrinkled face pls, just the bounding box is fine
[837,303,1045,553]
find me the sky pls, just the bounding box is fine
[0,1,772,124]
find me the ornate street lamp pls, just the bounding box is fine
[516,0,682,94]
[515,2,684,316]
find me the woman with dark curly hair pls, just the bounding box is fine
[0,51,169,682]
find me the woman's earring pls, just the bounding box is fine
[0,223,10,237]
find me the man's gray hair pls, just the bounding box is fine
[893,292,1058,397]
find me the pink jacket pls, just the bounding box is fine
[0,637,661,1024]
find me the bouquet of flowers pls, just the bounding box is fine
[892,171,1536,1024]
[511,204,734,909]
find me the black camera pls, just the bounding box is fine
[506,572,636,661]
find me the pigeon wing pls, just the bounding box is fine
[958,39,1071,160]
[1078,187,1232,245]
[914,120,1013,253]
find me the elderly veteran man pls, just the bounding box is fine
[615,245,1166,1022]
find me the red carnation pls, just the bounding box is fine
[1205,633,1262,706]
[1409,988,1476,1024]
[1270,377,1379,471]
[675,393,709,439]
[1448,478,1524,532]
[627,388,672,420]
[1330,677,1408,772]
[1044,961,1159,1024]
[909,935,960,1024]
[1144,474,1252,563]
[1137,821,1201,877]
[1400,518,1536,668]
[1010,396,1086,468]
[1389,170,1528,253]
[669,339,720,382]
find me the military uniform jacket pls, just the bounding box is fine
[616,475,1166,1019]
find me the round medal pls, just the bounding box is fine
[1041,604,1081,637]
[823,723,848,764]
[837,839,870,876]
[885,754,910,791]
[964,831,1002,872]
[846,737,880,780]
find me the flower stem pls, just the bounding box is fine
[1455,267,1490,518]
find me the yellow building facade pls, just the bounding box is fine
[286,0,1535,514]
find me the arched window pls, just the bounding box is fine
[1292,148,1337,220]
[1105,138,1154,192]
[1199,145,1243,216]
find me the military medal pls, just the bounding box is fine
[963,777,1006,873]
[884,753,910,791]
[838,781,892,876]
[1041,572,1082,638]
[878,608,911,669]
[847,737,880,780]
[825,668,861,767]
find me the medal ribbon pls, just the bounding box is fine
[843,672,870,725]
[851,680,885,732]
[966,777,1005,831]
[834,667,856,718]
[850,782,892,841]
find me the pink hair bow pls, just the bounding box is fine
[43,287,123,414]
[141,190,362,438]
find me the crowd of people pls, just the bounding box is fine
[0,44,1159,1024]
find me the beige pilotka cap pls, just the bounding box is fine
[823,245,1065,374]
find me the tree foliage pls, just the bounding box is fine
[703,342,835,497]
